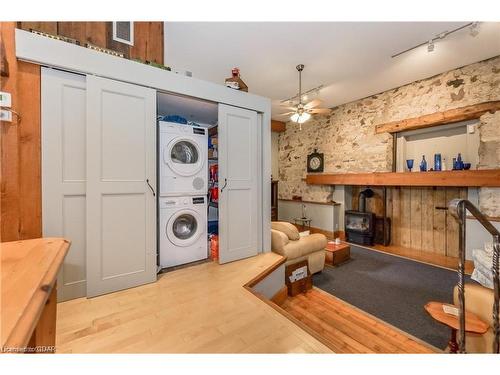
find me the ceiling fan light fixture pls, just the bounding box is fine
[291,112,311,124]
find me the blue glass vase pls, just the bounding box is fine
[406,159,414,172]
[434,153,442,171]
[419,155,427,172]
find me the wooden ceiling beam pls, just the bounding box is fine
[271,120,286,133]
[375,101,500,134]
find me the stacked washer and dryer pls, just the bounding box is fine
[159,121,209,268]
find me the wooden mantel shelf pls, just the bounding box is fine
[306,169,500,187]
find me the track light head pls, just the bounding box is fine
[470,22,480,37]
[427,40,435,53]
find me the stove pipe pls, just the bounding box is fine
[358,188,374,213]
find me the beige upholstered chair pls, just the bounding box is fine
[271,221,327,274]
[453,283,495,353]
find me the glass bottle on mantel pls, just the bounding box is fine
[420,155,427,172]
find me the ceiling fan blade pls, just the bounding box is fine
[280,105,298,111]
[308,108,331,114]
[304,99,323,109]
[278,111,296,116]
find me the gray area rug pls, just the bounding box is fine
[313,245,473,350]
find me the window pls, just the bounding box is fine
[112,22,134,46]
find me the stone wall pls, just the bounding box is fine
[278,55,500,216]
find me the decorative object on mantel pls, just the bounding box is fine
[434,153,442,171]
[225,67,248,92]
[419,155,427,172]
[307,148,324,173]
[406,159,414,172]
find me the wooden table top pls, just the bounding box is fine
[325,241,350,253]
[1,238,70,348]
[424,301,489,334]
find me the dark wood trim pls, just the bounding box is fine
[306,169,500,187]
[375,101,500,134]
[271,120,286,133]
[278,198,341,206]
[244,256,286,288]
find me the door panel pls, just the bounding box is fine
[86,76,156,297]
[218,104,259,263]
[41,68,87,301]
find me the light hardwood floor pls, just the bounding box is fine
[55,252,332,353]
[281,289,438,354]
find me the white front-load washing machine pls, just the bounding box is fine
[159,121,208,197]
[159,195,208,268]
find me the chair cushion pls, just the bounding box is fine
[280,233,327,259]
[271,221,300,241]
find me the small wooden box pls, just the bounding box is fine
[325,242,351,266]
[285,260,312,297]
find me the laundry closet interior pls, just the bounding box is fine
[156,92,220,271]
[28,29,271,303]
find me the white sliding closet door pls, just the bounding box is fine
[218,104,259,263]
[42,68,87,302]
[86,76,156,297]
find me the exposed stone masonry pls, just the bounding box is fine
[278,56,500,216]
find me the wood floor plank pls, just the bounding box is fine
[281,289,437,354]
[55,253,332,353]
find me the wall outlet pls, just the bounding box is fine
[0,91,12,107]
[467,124,475,134]
[0,109,12,122]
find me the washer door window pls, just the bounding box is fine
[165,137,204,176]
[166,209,203,247]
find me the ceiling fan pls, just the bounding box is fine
[279,64,331,129]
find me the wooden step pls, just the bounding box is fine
[281,289,437,354]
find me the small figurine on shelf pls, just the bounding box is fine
[420,155,427,172]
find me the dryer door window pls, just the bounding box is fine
[165,138,204,176]
[166,209,203,247]
[171,141,199,164]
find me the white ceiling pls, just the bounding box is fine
[164,22,500,120]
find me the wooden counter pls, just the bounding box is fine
[306,169,500,187]
[1,238,70,353]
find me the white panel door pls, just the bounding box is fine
[41,68,87,302]
[218,104,259,263]
[86,76,156,297]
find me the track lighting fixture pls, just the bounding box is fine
[427,39,435,53]
[391,22,480,58]
[470,22,480,37]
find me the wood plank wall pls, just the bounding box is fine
[17,22,164,64]
[351,186,467,257]
[0,22,164,242]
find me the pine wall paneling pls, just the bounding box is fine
[351,186,468,257]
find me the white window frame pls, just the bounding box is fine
[112,22,134,46]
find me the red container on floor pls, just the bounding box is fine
[210,235,219,261]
